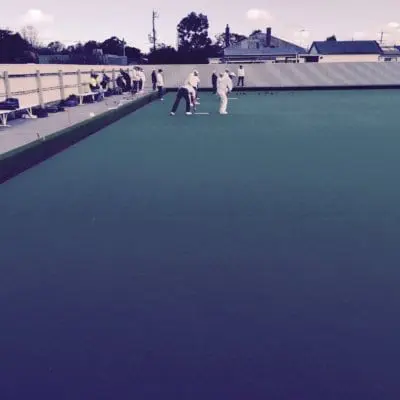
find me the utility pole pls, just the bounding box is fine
[122,38,126,57]
[379,31,385,45]
[152,10,159,51]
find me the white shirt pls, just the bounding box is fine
[156,72,164,86]
[185,73,200,88]
[237,68,245,77]
[182,84,195,97]
[132,69,139,81]
[217,75,233,94]
[139,71,146,82]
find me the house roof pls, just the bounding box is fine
[310,40,382,55]
[246,32,306,52]
[224,47,305,57]
[380,46,400,55]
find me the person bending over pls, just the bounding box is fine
[100,73,111,90]
[170,84,196,115]
[185,69,200,104]
[120,69,131,91]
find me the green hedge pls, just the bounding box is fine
[0,93,158,183]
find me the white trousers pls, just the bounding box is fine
[218,91,228,113]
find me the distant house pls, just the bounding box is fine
[93,49,128,65]
[38,54,71,64]
[102,54,127,65]
[379,46,400,62]
[309,40,382,62]
[222,26,307,63]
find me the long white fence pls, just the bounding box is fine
[1,63,400,108]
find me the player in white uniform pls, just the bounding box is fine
[156,69,164,100]
[138,68,146,92]
[132,67,140,93]
[237,65,245,87]
[185,70,200,104]
[217,72,233,114]
[170,84,196,115]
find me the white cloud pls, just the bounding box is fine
[387,22,399,29]
[246,9,271,21]
[20,9,54,26]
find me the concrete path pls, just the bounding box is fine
[0,91,152,156]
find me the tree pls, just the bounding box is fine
[215,32,247,47]
[147,44,179,64]
[125,46,142,62]
[48,41,64,54]
[177,12,212,51]
[66,43,91,64]
[250,29,262,37]
[20,25,40,49]
[66,43,83,54]
[101,36,123,55]
[326,35,337,41]
[0,29,30,63]
[83,40,100,55]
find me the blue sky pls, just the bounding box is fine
[1,0,400,51]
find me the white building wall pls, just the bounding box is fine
[318,54,380,63]
[1,62,400,107]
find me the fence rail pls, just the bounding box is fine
[1,62,400,108]
[0,64,132,107]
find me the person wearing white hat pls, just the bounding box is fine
[185,70,200,104]
[217,72,233,115]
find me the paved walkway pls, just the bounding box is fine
[0,91,152,156]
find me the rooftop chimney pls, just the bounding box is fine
[225,24,231,47]
[266,27,272,47]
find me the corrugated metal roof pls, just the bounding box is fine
[311,41,382,54]
[380,46,400,55]
[229,33,305,52]
[224,47,305,56]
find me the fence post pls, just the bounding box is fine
[77,69,82,94]
[112,68,116,89]
[58,70,65,100]
[35,70,44,108]
[4,71,11,99]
